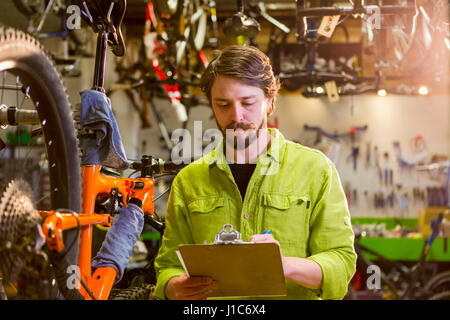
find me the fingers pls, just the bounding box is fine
[183,276,215,288]
[182,281,219,300]
[168,274,219,300]
[249,234,284,264]
[249,234,276,243]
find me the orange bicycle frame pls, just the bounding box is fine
[39,164,155,300]
[37,1,158,300]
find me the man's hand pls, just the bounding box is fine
[249,233,286,268]
[249,233,281,246]
[249,233,323,290]
[165,274,218,300]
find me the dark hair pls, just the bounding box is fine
[200,45,280,112]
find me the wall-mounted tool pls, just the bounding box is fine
[303,124,368,142]
[365,141,371,169]
[347,146,360,171]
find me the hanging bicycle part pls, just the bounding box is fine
[304,124,368,142]
[222,0,261,39]
[291,0,447,94]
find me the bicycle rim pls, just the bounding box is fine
[428,290,450,300]
[424,270,450,296]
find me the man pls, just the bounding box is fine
[154,45,356,300]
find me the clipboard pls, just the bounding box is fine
[176,224,287,298]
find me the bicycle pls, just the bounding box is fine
[0,22,82,299]
[221,0,291,50]
[364,0,449,75]
[347,212,450,300]
[0,0,184,300]
[269,0,449,96]
[143,0,216,124]
[109,0,214,154]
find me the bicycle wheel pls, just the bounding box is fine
[0,26,81,211]
[423,270,450,297]
[108,283,155,300]
[0,25,81,298]
[428,290,450,300]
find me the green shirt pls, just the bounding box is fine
[154,128,356,300]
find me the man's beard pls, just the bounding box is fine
[217,119,266,151]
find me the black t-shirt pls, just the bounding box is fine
[228,163,257,200]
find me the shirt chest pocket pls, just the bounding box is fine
[188,196,230,244]
[262,192,310,249]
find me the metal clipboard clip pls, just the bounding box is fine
[214,224,244,244]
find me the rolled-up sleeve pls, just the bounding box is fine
[307,160,357,300]
[91,203,144,283]
[154,178,194,300]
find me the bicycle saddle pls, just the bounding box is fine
[223,11,260,38]
[71,0,126,56]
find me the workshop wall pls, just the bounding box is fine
[135,91,449,219]
[14,0,446,221]
[277,93,449,218]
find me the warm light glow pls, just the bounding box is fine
[377,89,387,97]
[0,60,15,71]
[316,86,324,94]
[418,86,428,95]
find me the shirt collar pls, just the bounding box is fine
[265,127,284,163]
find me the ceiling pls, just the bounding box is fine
[121,0,449,95]
[124,0,299,22]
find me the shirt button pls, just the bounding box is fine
[244,213,250,219]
